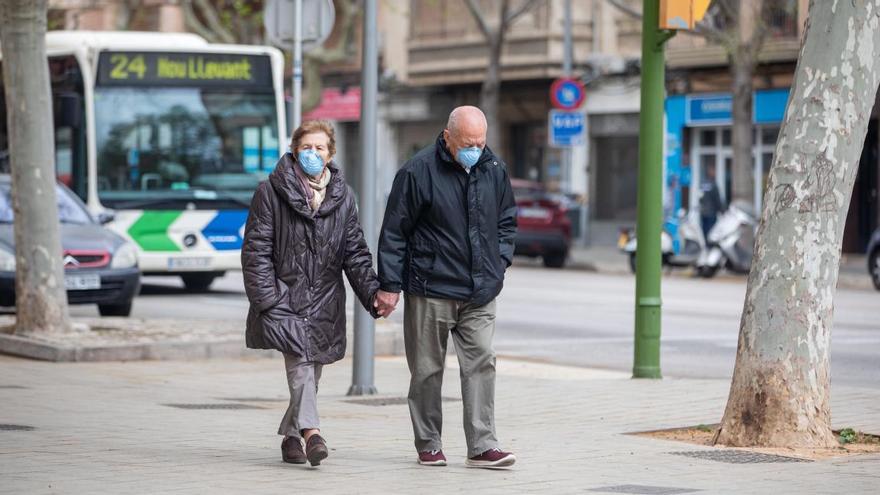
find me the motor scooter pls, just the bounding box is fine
[695,200,758,278]
[619,209,706,273]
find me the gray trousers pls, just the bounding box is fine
[277,353,323,439]
[404,294,499,457]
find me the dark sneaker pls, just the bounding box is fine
[281,436,306,464]
[306,434,329,466]
[466,448,516,469]
[418,449,447,466]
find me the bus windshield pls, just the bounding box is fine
[94,86,279,208]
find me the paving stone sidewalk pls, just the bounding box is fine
[1,353,878,494]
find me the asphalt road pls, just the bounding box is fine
[68,262,880,389]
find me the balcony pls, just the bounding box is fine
[405,0,593,86]
[666,5,802,69]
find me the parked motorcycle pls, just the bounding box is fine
[695,200,758,278]
[619,209,706,273]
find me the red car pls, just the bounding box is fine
[511,179,572,268]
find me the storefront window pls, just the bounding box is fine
[690,124,779,215]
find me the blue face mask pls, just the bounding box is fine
[456,146,483,169]
[297,149,325,177]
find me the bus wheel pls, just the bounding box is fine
[181,273,220,292]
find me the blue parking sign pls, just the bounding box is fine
[549,110,585,147]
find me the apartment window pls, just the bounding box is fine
[766,0,799,38]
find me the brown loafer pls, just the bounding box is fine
[306,434,328,466]
[281,436,306,464]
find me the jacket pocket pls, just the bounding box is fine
[408,244,435,290]
[259,309,308,357]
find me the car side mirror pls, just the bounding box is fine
[97,211,115,225]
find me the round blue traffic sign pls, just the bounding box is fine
[550,78,586,110]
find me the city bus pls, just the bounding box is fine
[0,31,287,291]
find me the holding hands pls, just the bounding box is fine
[373,290,400,318]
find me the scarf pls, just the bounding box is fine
[301,167,331,212]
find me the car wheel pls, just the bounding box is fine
[98,302,132,317]
[181,273,218,292]
[543,252,567,269]
[697,265,719,278]
[870,250,880,291]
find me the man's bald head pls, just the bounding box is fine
[446,106,487,135]
[444,106,488,162]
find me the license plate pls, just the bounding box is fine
[168,257,211,270]
[65,273,101,291]
[519,207,551,220]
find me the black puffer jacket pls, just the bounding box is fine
[378,134,517,306]
[242,154,379,364]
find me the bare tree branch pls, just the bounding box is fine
[605,0,641,20]
[693,21,737,51]
[504,0,540,25]
[464,0,494,40]
[181,0,219,42]
[114,0,140,30]
[746,0,773,61]
[302,0,360,112]
[192,0,235,44]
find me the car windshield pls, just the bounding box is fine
[0,182,93,225]
[94,86,279,208]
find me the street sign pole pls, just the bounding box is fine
[561,0,573,195]
[633,0,674,379]
[265,0,334,133]
[291,0,303,131]
[348,0,378,396]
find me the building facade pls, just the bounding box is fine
[664,0,879,253]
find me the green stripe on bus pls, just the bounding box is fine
[127,211,182,252]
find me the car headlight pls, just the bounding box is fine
[111,242,139,269]
[0,247,15,272]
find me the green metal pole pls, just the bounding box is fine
[633,0,668,379]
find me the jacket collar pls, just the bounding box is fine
[435,132,495,173]
[269,153,347,219]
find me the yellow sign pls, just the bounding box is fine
[660,0,712,30]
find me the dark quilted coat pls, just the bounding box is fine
[242,154,379,364]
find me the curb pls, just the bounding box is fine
[0,319,406,363]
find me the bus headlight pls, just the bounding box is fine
[0,247,15,272]
[111,242,138,269]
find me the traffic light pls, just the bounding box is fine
[659,0,711,30]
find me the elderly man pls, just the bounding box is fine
[376,106,518,469]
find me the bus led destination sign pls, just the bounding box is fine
[97,52,272,88]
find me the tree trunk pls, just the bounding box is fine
[0,0,71,334]
[729,47,755,205]
[480,31,504,149]
[714,0,880,448]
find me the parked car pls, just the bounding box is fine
[0,175,140,316]
[511,179,571,268]
[868,227,880,291]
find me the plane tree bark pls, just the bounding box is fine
[714,0,880,447]
[0,0,72,334]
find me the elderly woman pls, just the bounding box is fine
[242,120,392,467]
